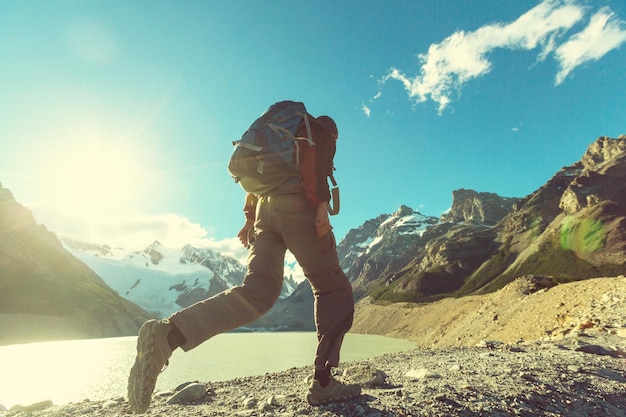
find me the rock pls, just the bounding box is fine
[266,394,286,406]
[476,340,504,349]
[344,363,387,387]
[575,344,619,357]
[405,368,441,380]
[174,381,200,391]
[242,397,257,408]
[514,275,558,295]
[258,401,273,412]
[166,383,207,405]
[101,400,118,409]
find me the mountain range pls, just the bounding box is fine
[62,238,298,319]
[0,135,624,343]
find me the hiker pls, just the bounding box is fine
[127,104,360,413]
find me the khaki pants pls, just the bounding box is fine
[170,192,354,370]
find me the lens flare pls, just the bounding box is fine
[560,216,605,253]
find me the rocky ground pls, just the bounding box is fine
[3,276,625,417]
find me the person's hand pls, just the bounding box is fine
[316,202,332,238]
[238,218,255,248]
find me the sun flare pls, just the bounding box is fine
[45,140,144,214]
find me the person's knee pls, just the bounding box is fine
[241,275,282,314]
[311,271,352,297]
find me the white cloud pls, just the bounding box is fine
[555,7,626,84]
[98,213,209,248]
[383,0,625,113]
[196,236,250,265]
[361,102,371,118]
[29,202,210,249]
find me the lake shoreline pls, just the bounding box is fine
[0,332,415,411]
[4,332,625,417]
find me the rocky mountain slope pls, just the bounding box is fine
[368,136,625,302]
[0,184,150,345]
[256,135,626,331]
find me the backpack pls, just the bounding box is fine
[228,100,340,214]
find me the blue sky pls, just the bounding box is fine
[1,0,625,263]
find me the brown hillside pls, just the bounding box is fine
[351,275,626,348]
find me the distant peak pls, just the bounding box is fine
[443,189,519,225]
[581,136,626,171]
[394,205,415,217]
[144,240,163,251]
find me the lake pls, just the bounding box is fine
[0,332,415,409]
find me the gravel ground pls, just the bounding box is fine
[5,334,625,417]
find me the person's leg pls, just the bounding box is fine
[169,225,286,350]
[128,197,286,412]
[269,193,359,404]
[273,194,354,370]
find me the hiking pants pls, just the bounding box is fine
[169,192,354,371]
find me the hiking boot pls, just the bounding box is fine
[128,319,173,413]
[306,376,361,406]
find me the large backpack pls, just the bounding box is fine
[228,101,313,195]
[228,100,340,214]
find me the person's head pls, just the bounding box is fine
[316,116,338,140]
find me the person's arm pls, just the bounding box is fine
[312,119,337,237]
[313,125,336,206]
[237,193,258,247]
[316,201,332,238]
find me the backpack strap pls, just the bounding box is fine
[267,112,313,145]
[266,112,314,171]
[232,141,262,152]
[231,140,265,174]
[300,112,314,146]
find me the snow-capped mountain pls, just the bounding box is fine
[337,205,440,294]
[63,238,298,318]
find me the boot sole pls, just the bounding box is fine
[128,320,169,413]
